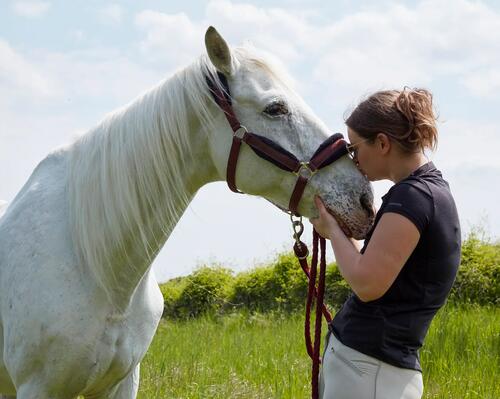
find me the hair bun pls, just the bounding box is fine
[395,87,437,151]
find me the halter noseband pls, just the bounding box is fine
[206,72,348,216]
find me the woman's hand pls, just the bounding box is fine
[309,196,342,239]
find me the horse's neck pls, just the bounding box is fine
[69,73,219,312]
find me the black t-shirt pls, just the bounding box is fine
[330,162,461,371]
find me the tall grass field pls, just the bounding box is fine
[137,304,499,398]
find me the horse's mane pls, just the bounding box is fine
[68,46,295,302]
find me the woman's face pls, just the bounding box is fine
[347,127,383,181]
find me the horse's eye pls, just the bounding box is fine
[263,101,289,117]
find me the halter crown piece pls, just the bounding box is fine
[206,71,349,216]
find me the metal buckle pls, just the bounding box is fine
[234,126,247,139]
[295,162,316,179]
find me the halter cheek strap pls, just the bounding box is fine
[206,72,348,215]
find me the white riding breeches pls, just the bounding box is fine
[319,333,423,399]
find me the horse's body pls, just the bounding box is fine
[0,151,163,398]
[0,28,373,398]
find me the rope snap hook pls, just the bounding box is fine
[290,214,304,243]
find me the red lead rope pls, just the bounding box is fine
[292,219,332,399]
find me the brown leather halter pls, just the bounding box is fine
[206,72,349,216]
[207,71,346,399]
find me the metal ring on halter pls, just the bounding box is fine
[294,162,317,179]
[234,126,247,139]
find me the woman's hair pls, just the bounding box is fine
[345,88,438,153]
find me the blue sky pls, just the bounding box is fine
[1,0,499,282]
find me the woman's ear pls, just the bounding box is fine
[376,132,391,154]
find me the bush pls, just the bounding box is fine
[160,276,188,318]
[324,263,352,308]
[164,266,234,318]
[261,252,309,311]
[450,233,500,305]
[231,265,279,312]
[231,252,311,312]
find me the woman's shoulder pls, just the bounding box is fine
[385,178,433,205]
[390,161,448,199]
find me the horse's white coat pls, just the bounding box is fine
[0,201,7,219]
[0,28,373,398]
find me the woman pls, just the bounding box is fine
[311,88,461,399]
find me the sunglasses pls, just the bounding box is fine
[346,137,371,160]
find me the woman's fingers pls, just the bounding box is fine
[314,195,326,213]
[314,196,332,219]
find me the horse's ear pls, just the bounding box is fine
[205,26,234,76]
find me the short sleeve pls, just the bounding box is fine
[381,182,433,234]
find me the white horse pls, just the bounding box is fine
[0,27,374,398]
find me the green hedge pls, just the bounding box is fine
[449,233,499,305]
[232,253,309,312]
[160,233,499,319]
[160,266,233,318]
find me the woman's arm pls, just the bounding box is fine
[310,196,420,302]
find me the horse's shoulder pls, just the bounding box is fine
[0,200,7,217]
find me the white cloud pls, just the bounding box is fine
[34,49,161,102]
[131,0,500,102]
[98,4,124,25]
[70,29,85,42]
[444,164,500,239]
[133,1,314,67]
[0,42,161,110]
[134,10,204,66]
[11,0,50,18]
[0,38,53,99]
[433,118,500,169]
[205,0,311,62]
[308,0,500,104]
[461,68,500,98]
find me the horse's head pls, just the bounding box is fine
[204,27,374,239]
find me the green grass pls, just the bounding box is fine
[138,305,500,398]
[420,305,500,398]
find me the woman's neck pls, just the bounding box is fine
[388,151,429,183]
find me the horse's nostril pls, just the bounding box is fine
[360,193,375,219]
